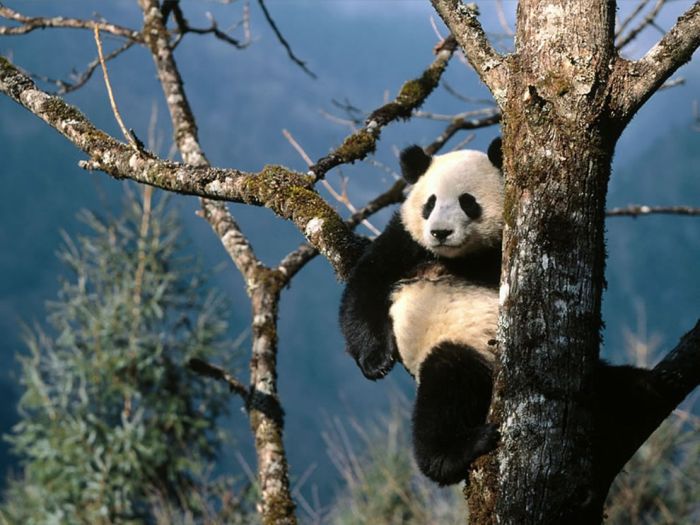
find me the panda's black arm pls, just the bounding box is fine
[340,213,429,380]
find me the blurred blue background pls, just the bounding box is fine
[1,0,698,507]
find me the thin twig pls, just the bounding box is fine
[242,0,252,44]
[188,358,249,400]
[494,0,515,37]
[658,77,685,90]
[277,178,406,280]
[346,180,405,229]
[442,81,498,106]
[617,0,668,50]
[0,6,141,41]
[330,98,364,125]
[133,186,154,313]
[425,111,501,155]
[168,0,250,49]
[309,36,457,180]
[93,27,138,150]
[606,205,700,217]
[282,129,380,235]
[257,0,316,78]
[414,107,501,121]
[616,0,652,40]
[449,132,476,152]
[29,40,136,95]
[365,158,401,181]
[319,109,358,130]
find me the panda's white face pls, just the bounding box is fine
[400,150,503,258]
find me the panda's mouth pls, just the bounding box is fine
[429,235,467,249]
[430,242,467,258]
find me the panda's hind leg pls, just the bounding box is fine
[412,342,498,486]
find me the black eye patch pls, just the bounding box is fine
[422,195,436,219]
[459,193,482,219]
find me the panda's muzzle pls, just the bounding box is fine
[431,229,453,243]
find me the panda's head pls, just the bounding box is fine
[399,139,503,258]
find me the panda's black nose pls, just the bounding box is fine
[431,229,453,242]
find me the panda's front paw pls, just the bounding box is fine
[472,423,501,457]
[358,351,396,380]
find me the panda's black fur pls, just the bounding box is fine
[340,140,505,485]
[339,139,668,488]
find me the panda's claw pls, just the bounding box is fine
[359,352,396,380]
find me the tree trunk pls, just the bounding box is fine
[468,2,618,523]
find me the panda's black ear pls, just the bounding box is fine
[487,137,503,171]
[400,145,432,183]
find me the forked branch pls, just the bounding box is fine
[606,205,700,217]
[611,2,700,123]
[309,36,457,180]
[598,319,700,495]
[0,5,141,41]
[430,0,509,106]
[0,57,361,278]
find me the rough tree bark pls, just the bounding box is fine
[138,1,299,521]
[2,1,699,524]
[431,1,700,523]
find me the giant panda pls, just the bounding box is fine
[339,139,504,486]
[339,138,671,492]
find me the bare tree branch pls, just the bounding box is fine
[0,5,142,41]
[611,2,700,124]
[615,0,653,42]
[277,244,319,281]
[283,128,381,236]
[277,178,405,282]
[139,0,265,288]
[658,76,685,90]
[309,36,457,180]
[653,319,700,409]
[430,0,509,106]
[606,205,700,217]
[201,204,266,281]
[425,110,500,155]
[188,358,249,401]
[0,57,361,278]
[31,40,136,95]
[257,0,316,78]
[616,0,668,50]
[494,0,515,37]
[278,92,490,281]
[165,0,250,49]
[93,27,139,150]
[138,4,299,523]
[595,319,700,497]
[441,80,497,105]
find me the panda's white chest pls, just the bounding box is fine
[389,278,499,379]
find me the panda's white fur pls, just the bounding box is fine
[392,148,503,377]
[401,150,503,258]
[390,277,498,379]
[342,141,658,489]
[339,141,505,486]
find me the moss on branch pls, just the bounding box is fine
[309,36,457,180]
[0,56,362,278]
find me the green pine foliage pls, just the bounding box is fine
[1,192,241,524]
